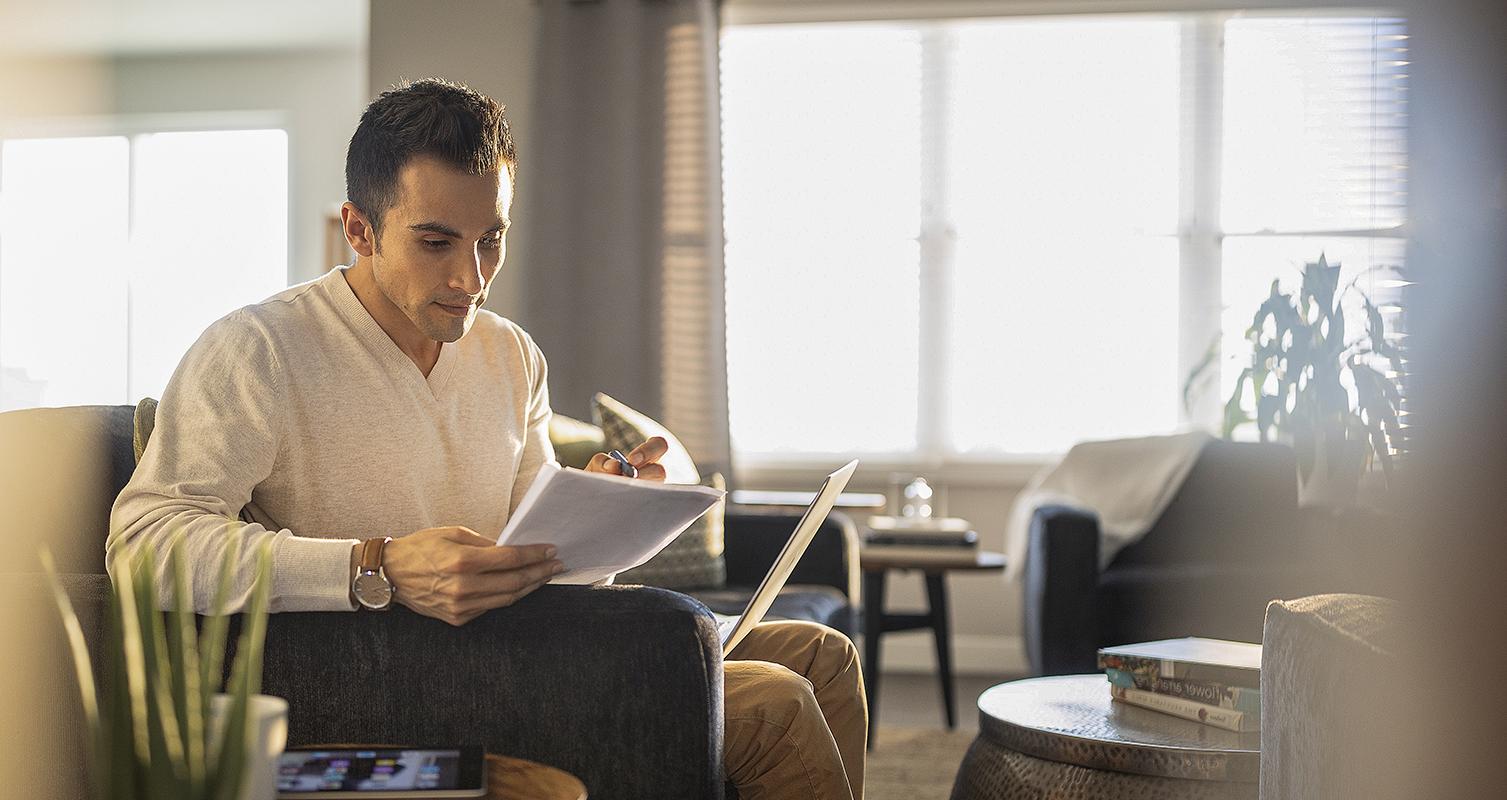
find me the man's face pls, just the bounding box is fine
[368,153,513,343]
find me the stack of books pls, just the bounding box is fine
[1097,637,1262,733]
[863,515,978,558]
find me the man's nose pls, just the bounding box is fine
[451,250,484,296]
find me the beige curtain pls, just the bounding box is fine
[521,0,732,478]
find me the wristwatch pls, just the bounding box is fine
[351,536,395,611]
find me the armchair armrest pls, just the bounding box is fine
[254,584,725,800]
[1022,504,1101,676]
[723,507,859,602]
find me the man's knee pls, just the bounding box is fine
[726,661,823,728]
[739,621,860,672]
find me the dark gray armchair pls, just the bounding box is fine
[0,404,856,800]
[1023,440,1323,676]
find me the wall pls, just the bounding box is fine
[367,0,538,323]
[109,49,367,285]
[0,54,116,120]
[1,48,365,288]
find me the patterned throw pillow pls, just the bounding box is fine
[591,392,701,484]
[617,472,727,590]
[593,392,726,590]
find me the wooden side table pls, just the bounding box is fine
[860,545,1006,748]
[301,745,586,799]
[486,753,587,800]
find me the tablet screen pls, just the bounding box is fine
[277,748,474,792]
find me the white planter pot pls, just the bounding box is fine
[1297,435,1367,508]
[210,694,289,800]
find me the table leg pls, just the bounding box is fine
[863,567,888,749]
[924,572,956,729]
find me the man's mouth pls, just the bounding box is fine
[435,301,472,317]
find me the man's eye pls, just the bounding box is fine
[480,235,504,249]
[422,239,449,249]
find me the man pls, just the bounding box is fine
[108,79,866,799]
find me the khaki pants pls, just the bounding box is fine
[724,621,867,800]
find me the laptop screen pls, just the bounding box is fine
[720,459,859,655]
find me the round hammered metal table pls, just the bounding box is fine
[950,675,1259,800]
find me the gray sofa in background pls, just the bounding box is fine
[0,404,857,800]
[1024,440,1326,676]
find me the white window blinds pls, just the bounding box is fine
[1218,16,1410,443]
[720,10,1409,462]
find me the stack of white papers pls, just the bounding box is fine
[496,462,725,584]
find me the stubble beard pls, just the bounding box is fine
[372,254,472,344]
[415,301,471,343]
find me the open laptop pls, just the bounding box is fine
[716,459,859,656]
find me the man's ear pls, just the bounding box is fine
[340,201,378,257]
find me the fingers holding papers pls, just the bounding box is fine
[384,525,565,626]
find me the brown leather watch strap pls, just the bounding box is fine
[360,536,391,571]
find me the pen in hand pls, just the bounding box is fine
[607,449,638,479]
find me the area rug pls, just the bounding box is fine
[865,725,977,799]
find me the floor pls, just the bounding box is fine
[864,672,1024,799]
[872,672,1020,734]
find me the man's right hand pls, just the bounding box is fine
[380,526,563,626]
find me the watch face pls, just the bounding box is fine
[353,571,393,608]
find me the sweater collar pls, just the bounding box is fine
[323,266,458,396]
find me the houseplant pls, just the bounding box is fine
[1190,254,1406,506]
[40,531,281,800]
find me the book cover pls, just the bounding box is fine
[864,531,978,547]
[1104,667,1261,715]
[860,544,984,560]
[1109,684,1258,732]
[1097,637,1261,689]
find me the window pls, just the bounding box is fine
[0,127,288,411]
[1218,17,1409,406]
[720,10,1407,463]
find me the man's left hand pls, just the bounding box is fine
[585,436,669,482]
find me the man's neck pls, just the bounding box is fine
[342,258,442,377]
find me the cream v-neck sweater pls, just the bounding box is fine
[107,266,556,613]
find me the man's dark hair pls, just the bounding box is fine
[345,78,517,241]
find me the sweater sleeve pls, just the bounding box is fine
[107,310,358,614]
[508,330,560,518]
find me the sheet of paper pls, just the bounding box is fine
[497,462,725,584]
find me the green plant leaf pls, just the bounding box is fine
[201,524,242,793]
[1222,368,1253,438]
[210,539,273,800]
[132,547,188,793]
[1360,292,1405,373]
[240,540,273,698]
[103,586,139,800]
[1352,361,1402,483]
[113,550,154,792]
[1326,302,1347,359]
[1182,334,1221,416]
[201,522,242,701]
[168,535,207,796]
[1302,253,1342,322]
[1256,394,1282,441]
